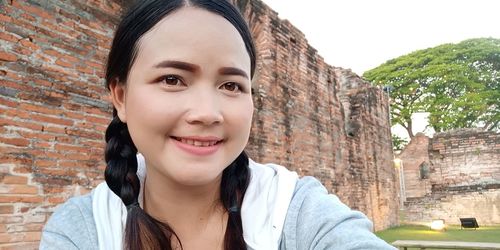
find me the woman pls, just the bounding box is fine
[40,0,396,249]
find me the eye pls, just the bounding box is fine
[220,82,242,93]
[158,75,184,86]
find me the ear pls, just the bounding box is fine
[109,78,127,123]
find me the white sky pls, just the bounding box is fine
[261,0,500,139]
[261,0,500,76]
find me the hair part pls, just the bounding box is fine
[104,0,254,249]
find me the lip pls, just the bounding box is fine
[171,136,223,156]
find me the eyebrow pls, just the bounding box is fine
[219,67,249,79]
[154,60,248,79]
[154,60,200,72]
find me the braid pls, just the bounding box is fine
[221,152,250,249]
[104,113,179,249]
[104,115,139,205]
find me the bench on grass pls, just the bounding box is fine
[460,217,479,229]
[392,240,500,250]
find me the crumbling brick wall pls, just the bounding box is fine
[0,1,120,248]
[234,0,399,230]
[397,133,432,198]
[401,129,500,225]
[0,0,398,248]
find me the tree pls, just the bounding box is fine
[392,134,408,152]
[364,38,500,139]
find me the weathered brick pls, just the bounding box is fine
[0,216,23,224]
[0,205,14,214]
[31,114,73,126]
[0,137,30,147]
[1,185,38,195]
[1,175,28,185]
[399,129,500,225]
[0,31,19,43]
[12,1,53,20]
[0,196,43,203]
[0,51,18,62]
[0,13,12,22]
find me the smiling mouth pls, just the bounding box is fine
[171,136,223,147]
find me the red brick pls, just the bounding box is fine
[76,65,93,74]
[54,58,72,67]
[0,216,23,224]
[2,175,28,185]
[33,160,56,168]
[0,196,43,203]
[11,166,32,175]
[0,117,43,131]
[43,186,64,194]
[0,31,19,43]
[18,103,62,116]
[31,114,73,126]
[0,14,11,22]
[17,131,55,141]
[86,115,110,125]
[2,185,38,195]
[64,111,85,120]
[43,49,63,58]
[38,168,76,177]
[0,97,18,108]
[1,80,36,92]
[19,39,40,51]
[43,126,66,134]
[47,196,66,204]
[6,223,44,233]
[14,46,32,56]
[13,1,52,20]
[0,137,30,147]
[61,54,79,63]
[66,153,90,161]
[54,144,86,152]
[33,141,51,148]
[0,205,14,214]
[0,51,18,62]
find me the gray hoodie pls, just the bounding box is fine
[40,176,396,249]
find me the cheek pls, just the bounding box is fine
[124,89,183,138]
[226,98,254,133]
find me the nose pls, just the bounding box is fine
[185,89,224,126]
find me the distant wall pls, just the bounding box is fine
[400,129,500,225]
[398,133,431,198]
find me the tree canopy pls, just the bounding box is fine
[364,38,500,139]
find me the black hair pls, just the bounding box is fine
[103,0,256,249]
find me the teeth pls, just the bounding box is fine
[176,137,220,147]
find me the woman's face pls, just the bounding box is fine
[111,7,253,187]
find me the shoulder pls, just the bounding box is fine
[40,193,98,249]
[281,176,396,250]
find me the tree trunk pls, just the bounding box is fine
[406,119,414,139]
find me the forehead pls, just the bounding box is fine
[133,7,250,71]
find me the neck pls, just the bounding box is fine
[143,166,226,229]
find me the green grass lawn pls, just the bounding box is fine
[376,224,500,247]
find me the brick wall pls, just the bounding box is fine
[397,133,432,198]
[400,129,500,225]
[235,0,399,230]
[0,1,119,248]
[0,0,398,248]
